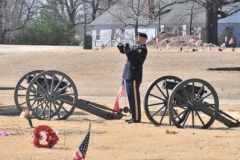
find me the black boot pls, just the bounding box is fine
[128,119,141,124]
[125,119,133,122]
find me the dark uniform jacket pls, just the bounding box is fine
[117,43,148,83]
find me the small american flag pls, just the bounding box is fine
[73,124,91,160]
[188,38,195,43]
[229,37,234,44]
[112,79,125,114]
[195,40,202,45]
[225,35,228,43]
[117,79,125,99]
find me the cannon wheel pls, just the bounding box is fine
[144,76,182,125]
[26,70,78,120]
[168,78,219,129]
[14,70,44,113]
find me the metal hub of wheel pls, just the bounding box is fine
[168,78,219,129]
[14,70,44,113]
[144,76,182,125]
[26,70,78,120]
[47,93,57,102]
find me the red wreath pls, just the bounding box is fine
[33,125,59,148]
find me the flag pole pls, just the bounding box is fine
[88,123,91,132]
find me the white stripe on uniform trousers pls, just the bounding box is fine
[133,80,139,120]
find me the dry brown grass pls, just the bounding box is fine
[0,45,240,160]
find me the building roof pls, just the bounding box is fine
[156,2,205,25]
[90,3,150,26]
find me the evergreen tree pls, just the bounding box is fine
[15,12,76,45]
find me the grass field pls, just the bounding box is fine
[0,45,240,160]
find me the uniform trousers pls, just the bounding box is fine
[125,79,141,121]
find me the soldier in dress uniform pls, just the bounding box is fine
[117,32,148,124]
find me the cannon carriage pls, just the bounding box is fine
[144,76,240,129]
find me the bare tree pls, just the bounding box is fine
[107,0,240,45]
[108,0,189,36]
[189,1,195,35]
[42,0,117,36]
[41,0,68,22]
[193,0,240,45]
[153,0,191,33]
[0,0,40,43]
[0,1,3,40]
[107,0,153,36]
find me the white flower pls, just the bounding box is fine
[40,131,47,141]
[54,130,58,135]
[20,111,25,118]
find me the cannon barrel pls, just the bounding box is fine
[162,80,206,94]
[26,75,68,88]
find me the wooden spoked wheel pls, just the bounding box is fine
[26,70,78,120]
[168,78,219,129]
[144,76,182,125]
[14,70,44,113]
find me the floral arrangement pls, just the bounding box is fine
[20,110,33,128]
[0,131,10,136]
[33,125,59,148]
[93,46,99,51]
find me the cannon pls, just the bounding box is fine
[26,75,68,88]
[144,76,240,129]
[24,70,127,120]
[9,70,127,120]
[162,80,206,95]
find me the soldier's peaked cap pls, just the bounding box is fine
[137,32,148,39]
